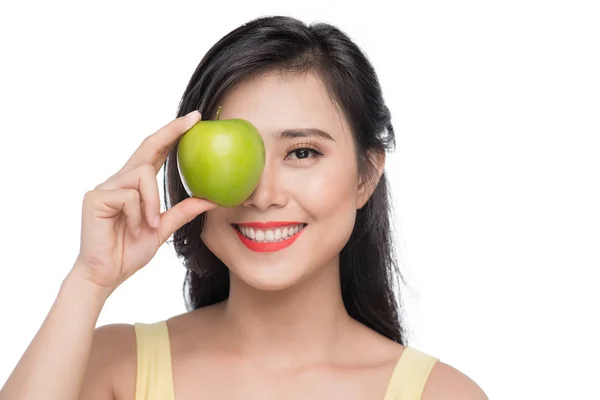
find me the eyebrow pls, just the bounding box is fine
[272,128,335,142]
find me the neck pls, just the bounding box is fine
[220,255,351,364]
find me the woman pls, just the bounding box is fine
[1,16,487,400]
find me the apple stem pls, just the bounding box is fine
[216,106,222,121]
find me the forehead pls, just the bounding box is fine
[216,70,351,141]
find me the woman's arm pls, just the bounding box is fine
[1,110,212,400]
[0,265,112,400]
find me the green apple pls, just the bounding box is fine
[177,106,265,207]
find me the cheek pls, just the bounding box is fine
[199,209,230,253]
[288,159,359,217]
[292,165,358,265]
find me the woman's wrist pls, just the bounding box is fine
[61,262,114,307]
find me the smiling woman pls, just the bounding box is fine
[0,15,487,400]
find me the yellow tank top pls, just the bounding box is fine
[134,321,438,400]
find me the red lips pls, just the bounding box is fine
[232,222,306,253]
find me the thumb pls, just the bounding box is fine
[158,197,218,243]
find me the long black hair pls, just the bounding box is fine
[164,15,407,344]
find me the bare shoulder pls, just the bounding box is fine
[422,361,488,400]
[80,323,137,400]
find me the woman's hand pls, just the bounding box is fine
[72,110,217,294]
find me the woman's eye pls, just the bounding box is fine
[287,148,320,160]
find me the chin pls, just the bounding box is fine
[229,257,309,292]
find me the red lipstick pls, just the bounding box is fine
[232,222,306,253]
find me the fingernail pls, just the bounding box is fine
[187,110,201,119]
[153,216,160,228]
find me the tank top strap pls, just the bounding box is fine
[133,321,176,400]
[383,346,439,400]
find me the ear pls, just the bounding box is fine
[357,149,386,209]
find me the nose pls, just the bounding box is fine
[241,160,288,211]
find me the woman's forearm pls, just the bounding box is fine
[0,263,111,400]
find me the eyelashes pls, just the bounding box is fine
[284,141,325,162]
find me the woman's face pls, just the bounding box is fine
[200,70,373,291]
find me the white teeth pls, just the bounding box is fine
[236,224,305,242]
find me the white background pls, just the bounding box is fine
[1,1,599,398]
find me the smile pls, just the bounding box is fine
[231,222,307,252]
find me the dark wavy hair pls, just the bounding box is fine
[163,15,407,344]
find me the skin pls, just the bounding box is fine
[1,70,487,400]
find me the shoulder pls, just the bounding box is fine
[422,360,488,400]
[80,323,137,400]
[89,323,137,367]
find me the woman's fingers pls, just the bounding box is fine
[93,162,219,245]
[95,164,160,229]
[120,110,201,175]
[156,197,218,244]
[84,188,143,238]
